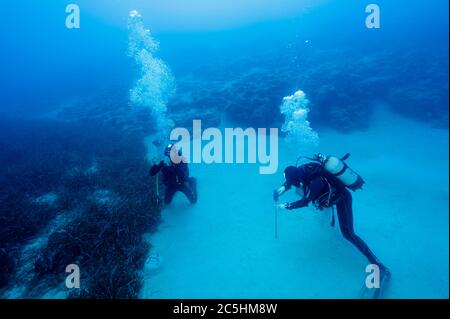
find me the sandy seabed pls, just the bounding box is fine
[141,107,449,298]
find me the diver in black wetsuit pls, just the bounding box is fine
[150,144,197,205]
[274,161,390,278]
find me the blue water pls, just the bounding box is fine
[0,0,448,299]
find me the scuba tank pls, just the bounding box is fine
[316,153,364,191]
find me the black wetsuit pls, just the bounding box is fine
[150,161,197,205]
[284,163,382,267]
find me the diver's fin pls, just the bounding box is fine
[359,270,391,299]
[359,283,373,299]
[373,270,391,299]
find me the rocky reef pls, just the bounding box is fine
[51,44,447,138]
[164,45,448,133]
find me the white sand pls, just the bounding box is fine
[141,107,449,298]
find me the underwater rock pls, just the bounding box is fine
[53,87,158,135]
[91,189,118,207]
[166,75,224,129]
[222,69,289,128]
[33,193,58,206]
[389,82,449,128]
[0,248,15,288]
[85,161,98,175]
[52,45,447,136]
[170,105,221,130]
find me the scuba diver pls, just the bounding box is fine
[150,144,197,205]
[273,153,390,297]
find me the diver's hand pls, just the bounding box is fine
[276,203,294,210]
[275,203,288,210]
[273,186,286,201]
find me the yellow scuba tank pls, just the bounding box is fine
[317,153,365,191]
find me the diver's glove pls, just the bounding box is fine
[149,161,166,176]
[276,203,295,210]
[276,203,289,210]
[273,186,287,201]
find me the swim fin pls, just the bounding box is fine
[359,268,391,299]
[373,269,391,299]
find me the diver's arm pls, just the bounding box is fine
[285,195,310,210]
[149,161,165,176]
[273,182,291,201]
[285,179,323,210]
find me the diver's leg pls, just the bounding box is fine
[164,187,176,205]
[337,190,391,298]
[179,182,197,204]
[336,190,381,266]
[188,177,198,202]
